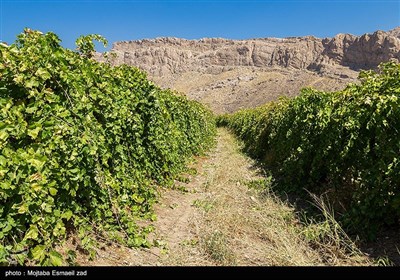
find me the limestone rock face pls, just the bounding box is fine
[98,28,400,113]
[388,26,400,38]
[322,31,400,68]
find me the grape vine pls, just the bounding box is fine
[0,29,216,265]
[218,62,400,237]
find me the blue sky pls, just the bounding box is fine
[0,0,399,51]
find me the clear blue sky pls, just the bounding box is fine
[0,0,399,51]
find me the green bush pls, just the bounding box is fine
[0,29,215,265]
[217,62,400,237]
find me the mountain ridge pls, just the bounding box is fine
[98,27,400,113]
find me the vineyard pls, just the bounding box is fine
[0,30,215,265]
[1,28,399,267]
[217,62,400,237]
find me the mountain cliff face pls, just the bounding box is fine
[320,31,400,69]
[100,28,400,113]
[388,26,400,38]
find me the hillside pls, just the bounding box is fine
[99,27,400,113]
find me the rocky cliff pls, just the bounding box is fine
[99,27,400,113]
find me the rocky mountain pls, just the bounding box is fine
[388,27,400,38]
[98,27,400,113]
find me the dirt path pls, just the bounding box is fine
[76,128,371,266]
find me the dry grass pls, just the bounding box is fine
[70,127,373,266]
[152,67,357,114]
[190,128,372,266]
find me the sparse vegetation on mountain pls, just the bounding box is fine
[104,29,400,113]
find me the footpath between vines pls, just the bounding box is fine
[74,128,372,266]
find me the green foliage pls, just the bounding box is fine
[75,34,108,58]
[217,62,400,237]
[0,29,216,265]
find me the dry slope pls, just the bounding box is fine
[98,27,400,113]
